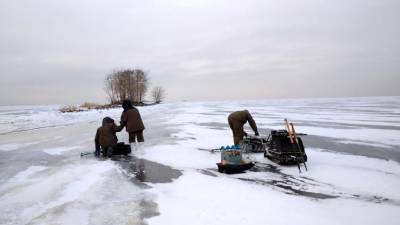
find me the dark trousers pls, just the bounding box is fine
[228,119,244,145]
[129,130,144,143]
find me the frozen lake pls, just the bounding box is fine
[0,96,399,225]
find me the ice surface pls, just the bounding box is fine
[43,146,82,155]
[0,105,122,135]
[8,166,48,182]
[0,160,153,225]
[0,141,41,152]
[338,140,394,148]
[0,96,399,225]
[147,170,400,225]
[142,97,400,225]
[288,126,400,146]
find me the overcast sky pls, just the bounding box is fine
[0,0,399,105]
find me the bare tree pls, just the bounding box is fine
[132,69,149,103]
[104,72,118,104]
[104,68,150,104]
[152,86,165,103]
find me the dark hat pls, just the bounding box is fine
[102,117,114,126]
[122,100,133,110]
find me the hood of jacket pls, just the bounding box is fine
[102,117,115,126]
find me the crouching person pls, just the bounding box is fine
[95,117,129,157]
[228,110,259,145]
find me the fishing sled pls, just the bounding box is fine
[216,145,254,174]
[217,162,255,174]
[264,119,308,172]
[241,135,268,153]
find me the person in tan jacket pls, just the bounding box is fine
[228,110,259,145]
[120,100,145,143]
[95,117,124,156]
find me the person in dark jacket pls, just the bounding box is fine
[120,100,145,143]
[95,117,124,156]
[228,110,259,145]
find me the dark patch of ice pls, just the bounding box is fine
[198,169,218,177]
[239,162,400,206]
[111,156,182,185]
[238,177,338,199]
[138,199,160,223]
[196,122,228,130]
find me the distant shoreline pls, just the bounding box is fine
[1,95,399,108]
[59,102,160,113]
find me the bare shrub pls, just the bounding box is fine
[80,102,100,109]
[152,86,165,103]
[59,105,80,113]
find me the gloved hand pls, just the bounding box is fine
[243,131,248,137]
[255,131,259,136]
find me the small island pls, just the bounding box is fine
[60,68,166,113]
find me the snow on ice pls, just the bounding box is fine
[0,96,399,225]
